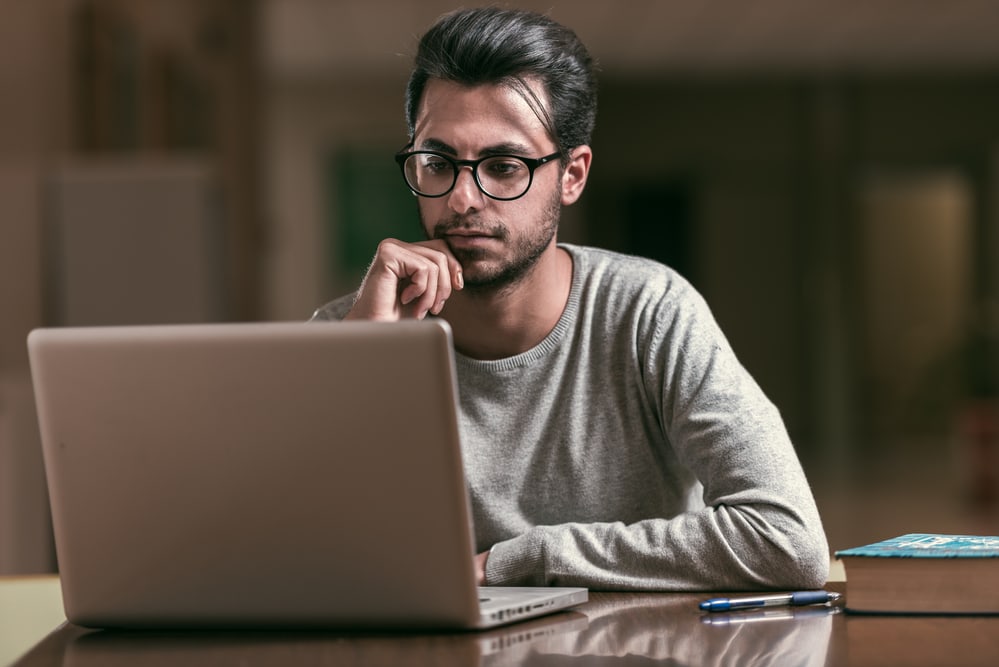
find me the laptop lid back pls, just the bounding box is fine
[28,320,481,629]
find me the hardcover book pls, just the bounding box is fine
[835,533,999,614]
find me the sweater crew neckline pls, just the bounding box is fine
[454,244,583,372]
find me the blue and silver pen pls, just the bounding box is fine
[699,590,841,612]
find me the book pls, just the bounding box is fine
[835,533,999,614]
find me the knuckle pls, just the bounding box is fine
[375,238,401,254]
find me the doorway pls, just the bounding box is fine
[855,168,974,438]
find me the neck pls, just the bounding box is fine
[444,245,572,360]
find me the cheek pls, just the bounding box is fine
[520,180,562,219]
[416,198,441,227]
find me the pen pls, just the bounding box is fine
[699,590,841,612]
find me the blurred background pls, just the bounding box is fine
[2,0,999,574]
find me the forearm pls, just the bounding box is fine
[483,501,829,591]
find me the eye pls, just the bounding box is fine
[421,156,452,175]
[483,157,526,178]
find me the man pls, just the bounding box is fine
[313,7,829,591]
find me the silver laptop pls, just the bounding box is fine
[27,320,587,630]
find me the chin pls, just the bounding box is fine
[459,265,503,287]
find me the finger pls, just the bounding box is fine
[349,240,433,320]
[350,239,462,320]
[404,240,463,315]
[448,255,464,291]
[398,260,441,318]
[429,251,452,315]
[418,239,464,293]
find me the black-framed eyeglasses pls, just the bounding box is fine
[395,149,562,201]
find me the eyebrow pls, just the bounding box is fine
[417,138,537,157]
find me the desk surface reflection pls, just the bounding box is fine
[12,583,999,666]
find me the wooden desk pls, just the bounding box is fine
[5,579,999,666]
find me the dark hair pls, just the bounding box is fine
[405,7,598,157]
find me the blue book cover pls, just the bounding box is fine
[836,533,999,559]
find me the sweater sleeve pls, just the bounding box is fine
[483,273,829,592]
[646,283,829,590]
[309,293,356,321]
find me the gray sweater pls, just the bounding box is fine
[312,244,829,591]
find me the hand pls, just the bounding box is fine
[346,239,463,321]
[474,550,489,585]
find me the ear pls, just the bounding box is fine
[560,145,592,206]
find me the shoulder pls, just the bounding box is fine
[562,244,726,361]
[562,244,705,318]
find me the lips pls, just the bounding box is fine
[444,227,495,238]
[445,232,497,251]
[433,221,507,252]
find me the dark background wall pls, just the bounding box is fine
[4,1,999,573]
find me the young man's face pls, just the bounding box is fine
[410,78,572,290]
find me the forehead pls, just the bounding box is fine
[412,78,553,153]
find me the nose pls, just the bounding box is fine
[447,165,484,214]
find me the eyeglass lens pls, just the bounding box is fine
[403,154,535,199]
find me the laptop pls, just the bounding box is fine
[27,320,587,630]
